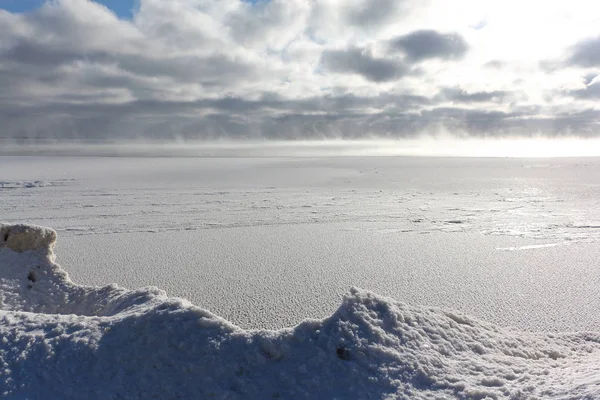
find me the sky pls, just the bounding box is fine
[0,0,136,18]
[0,0,599,142]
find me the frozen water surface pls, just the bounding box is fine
[55,226,600,332]
[2,155,600,332]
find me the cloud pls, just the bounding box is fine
[568,36,600,68]
[0,0,598,141]
[483,60,507,69]
[344,0,405,28]
[307,0,410,39]
[568,81,600,100]
[320,47,410,82]
[226,0,310,50]
[583,73,599,86]
[435,88,509,103]
[389,30,468,62]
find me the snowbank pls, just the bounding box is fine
[1,223,600,399]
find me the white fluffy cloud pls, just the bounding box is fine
[0,0,599,141]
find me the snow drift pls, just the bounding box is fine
[1,223,600,399]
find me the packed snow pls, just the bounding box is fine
[1,223,600,399]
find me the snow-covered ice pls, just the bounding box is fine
[3,156,600,332]
[3,156,600,243]
[2,222,600,399]
[54,225,600,332]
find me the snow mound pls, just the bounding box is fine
[1,223,600,399]
[0,223,57,253]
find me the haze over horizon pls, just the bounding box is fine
[0,0,599,142]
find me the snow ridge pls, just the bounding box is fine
[1,223,600,399]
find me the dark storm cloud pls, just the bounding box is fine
[568,36,600,67]
[321,48,410,82]
[390,30,468,61]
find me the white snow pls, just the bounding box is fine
[2,223,600,399]
[3,155,600,332]
[0,224,57,253]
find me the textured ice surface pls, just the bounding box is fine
[3,156,600,242]
[55,226,600,332]
[2,223,600,399]
[3,156,600,331]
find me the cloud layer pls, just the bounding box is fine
[0,0,599,141]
